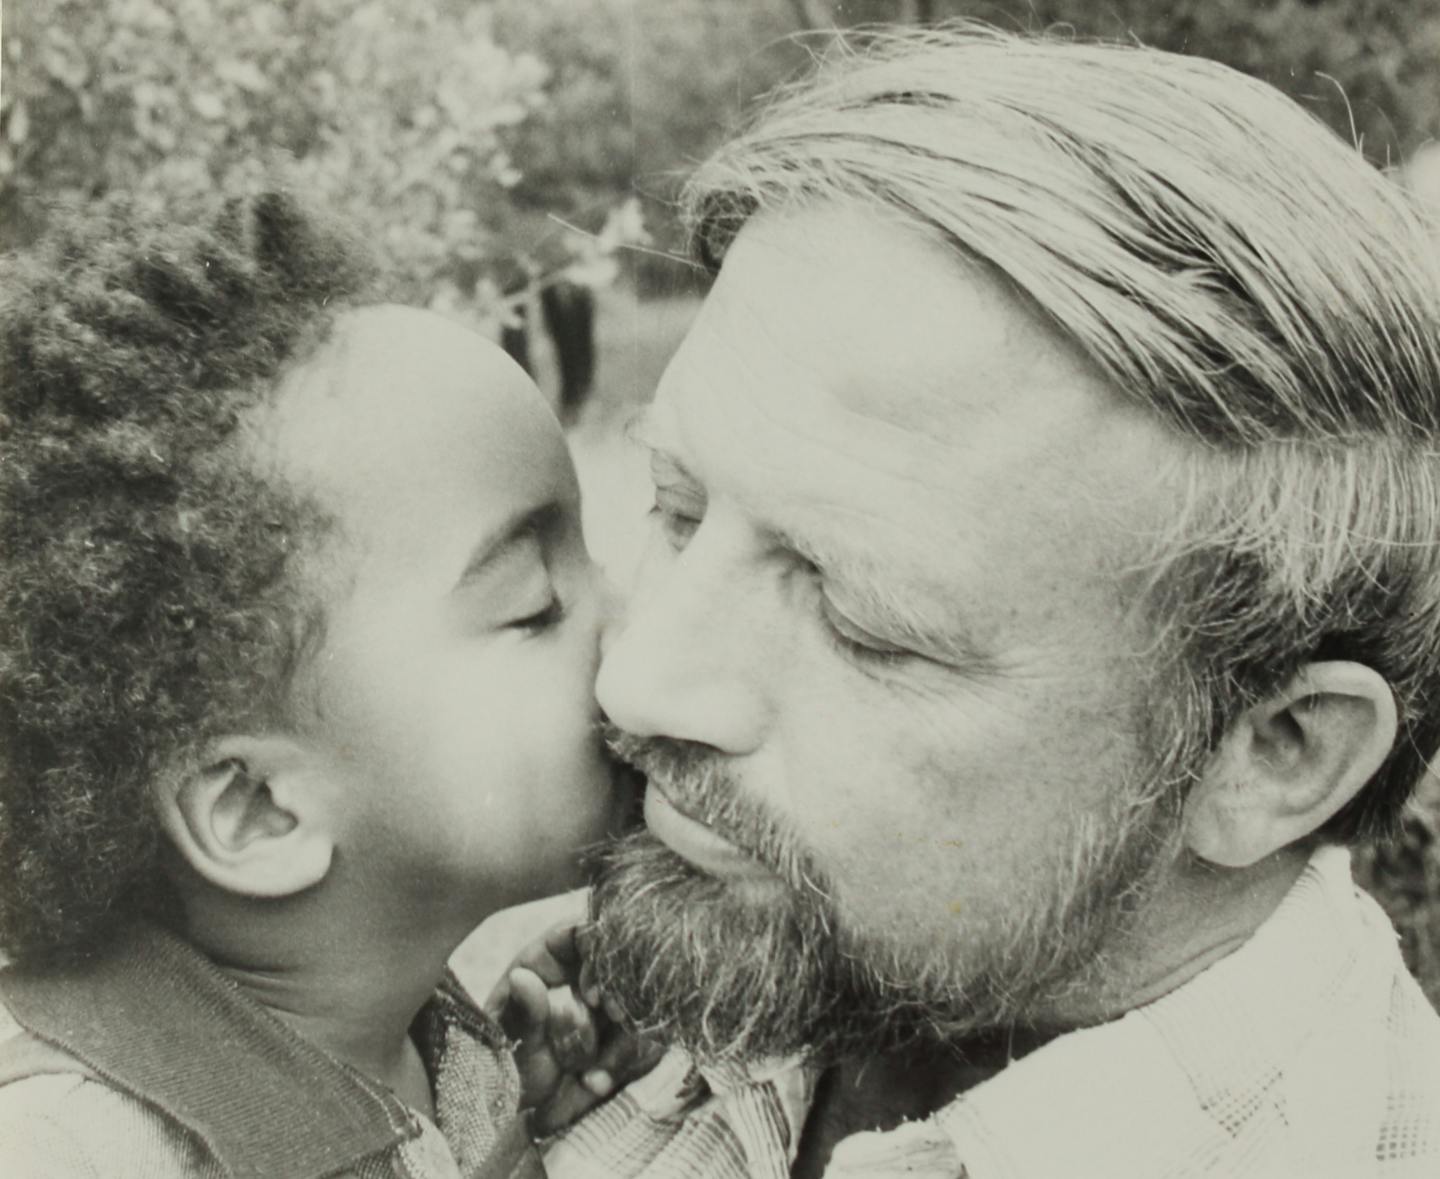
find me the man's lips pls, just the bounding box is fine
[642,785,780,883]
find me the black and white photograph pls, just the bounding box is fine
[1,2,1438,1176]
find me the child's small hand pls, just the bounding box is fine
[486,921,660,1136]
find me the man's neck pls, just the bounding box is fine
[1062,845,1309,1023]
[793,1037,1027,1179]
[792,848,1310,1176]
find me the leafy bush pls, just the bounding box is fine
[1,0,547,312]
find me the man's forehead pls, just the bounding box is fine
[696,204,1109,436]
[653,227,1137,516]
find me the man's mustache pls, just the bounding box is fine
[598,719,834,901]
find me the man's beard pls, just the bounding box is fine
[585,723,1187,1068]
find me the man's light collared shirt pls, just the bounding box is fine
[544,845,1440,1178]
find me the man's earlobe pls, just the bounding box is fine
[1184,661,1398,867]
[157,737,335,899]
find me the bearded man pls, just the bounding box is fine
[546,25,1440,1179]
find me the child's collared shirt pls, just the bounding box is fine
[0,921,542,1179]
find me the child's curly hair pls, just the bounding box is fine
[0,189,379,964]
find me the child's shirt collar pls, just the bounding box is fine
[0,920,538,1179]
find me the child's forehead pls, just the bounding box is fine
[255,304,575,535]
[324,304,538,415]
[272,306,555,459]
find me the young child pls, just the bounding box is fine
[0,188,635,1177]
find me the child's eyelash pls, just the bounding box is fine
[512,594,564,632]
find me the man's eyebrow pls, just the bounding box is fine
[456,502,560,585]
[626,412,704,489]
[621,408,652,446]
[625,410,684,463]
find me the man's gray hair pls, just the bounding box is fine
[682,24,1440,840]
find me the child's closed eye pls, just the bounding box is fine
[508,593,564,633]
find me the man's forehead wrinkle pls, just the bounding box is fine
[701,240,1078,495]
[732,208,1063,428]
[670,297,984,509]
[707,246,951,446]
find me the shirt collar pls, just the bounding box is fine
[832,844,1379,1176]
[1,920,492,1179]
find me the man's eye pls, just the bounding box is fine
[648,497,702,550]
[509,593,564,633]
[819,598,913,667]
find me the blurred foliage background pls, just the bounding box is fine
[8,0,1440,296]
[3,0,1439,1005]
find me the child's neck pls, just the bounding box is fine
[188,898,476,1120]
[221,936,444,1117]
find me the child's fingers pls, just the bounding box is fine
[590,1025,664,1091]
[573,923,602,1008]
[502,920,588,993]
[526,1016,666,1134]
[507,938,571,989]
[580,1067,616,1099]
[496,966,551,1043]
[531,1077,606,1137]
[547,984,599,1072]
[481,972,511,1022]
[571,1031,666,1104]
[602,992,627,1025]
[541,921,586,977]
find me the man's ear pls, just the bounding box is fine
[1185,661,1398,867]
[157,736,336,899]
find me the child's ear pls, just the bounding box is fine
[1184,661,1398,867]
[157,736,336,899]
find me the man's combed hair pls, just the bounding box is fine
[684,24,1440,840]
[0,190,377,963]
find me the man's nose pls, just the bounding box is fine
[596,546,771,755]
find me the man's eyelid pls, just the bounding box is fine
[821,588,912,654]
[815,557,976,664]
[648,455,708,529]
[654,481,705,513]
